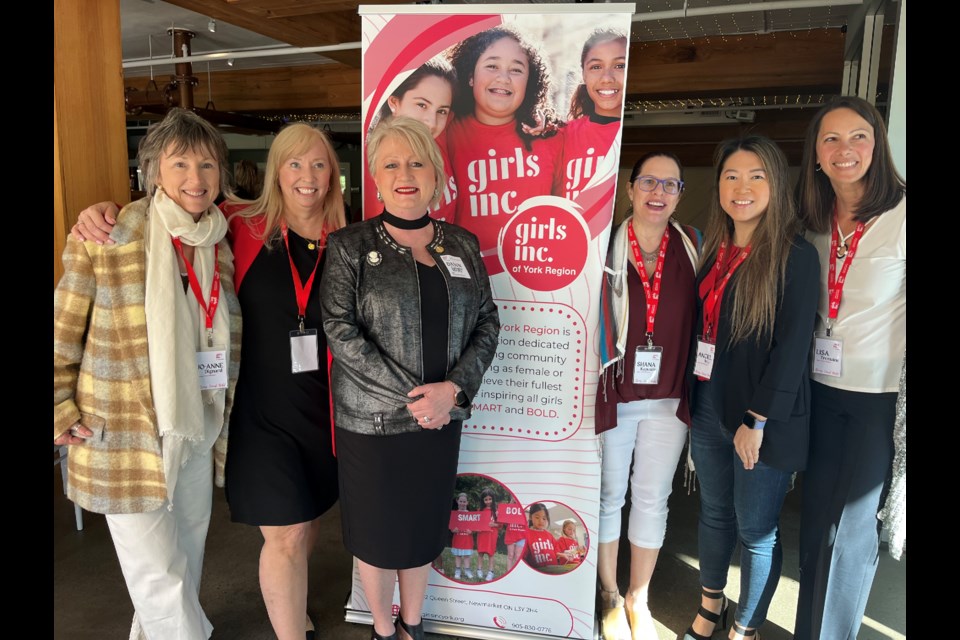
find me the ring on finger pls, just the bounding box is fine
[423,416,431,423]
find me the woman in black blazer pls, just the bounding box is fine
[680,136,819,640]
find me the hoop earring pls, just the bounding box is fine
[433,188,440,199]
[815,163,822,172]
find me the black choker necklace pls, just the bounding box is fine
[382,210,431,230]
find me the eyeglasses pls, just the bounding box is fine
[633,176,684,195]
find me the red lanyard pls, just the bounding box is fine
[627,223,670,346]
[281,223,325,332]
[827,215,865,333]
[699,240,751,343]
[171,237,220,347]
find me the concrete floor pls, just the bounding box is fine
[53,465,906,639]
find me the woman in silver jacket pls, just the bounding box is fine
[320,116,500,640]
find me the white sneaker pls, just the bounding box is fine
[454,568,462,579]
[486,571,495,581]
[465,569,475,579]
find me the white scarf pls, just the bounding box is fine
[144,189,230,501]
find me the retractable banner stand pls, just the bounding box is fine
[353,5,633,638]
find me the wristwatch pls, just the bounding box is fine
[450,381,468,408]
[742,412,767,430]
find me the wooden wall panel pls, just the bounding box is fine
[54,0,129,286]
[626,29,846,98]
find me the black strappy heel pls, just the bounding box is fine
[681,587,728,640]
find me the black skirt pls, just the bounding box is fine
[336,421,463,569]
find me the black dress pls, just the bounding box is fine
[336,261,462,569]
[225,229,339,526]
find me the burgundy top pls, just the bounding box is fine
[595,232,697,431]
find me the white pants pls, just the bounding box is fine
[106,448,214,640]
[598,398,687,548]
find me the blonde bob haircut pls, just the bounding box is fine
[366,116,445,207]
[236,123,346,245]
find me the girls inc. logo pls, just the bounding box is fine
[466,148,540,217]
[499,198,589,292]
[565,146,605,200]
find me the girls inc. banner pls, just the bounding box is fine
[355,5,633,638]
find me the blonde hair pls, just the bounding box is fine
[234,123,346,245]
[367,116,444,206]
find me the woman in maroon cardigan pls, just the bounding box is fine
[595,152,700,640]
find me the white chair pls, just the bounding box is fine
[54,445,84,531]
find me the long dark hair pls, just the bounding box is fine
[797,96,906,233]
[568,28,627,120]
[448,25,559,150]
[376,57,457,126]
[480,487,499,521]
[702,135,798,346]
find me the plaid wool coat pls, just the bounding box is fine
[53,198,242,514]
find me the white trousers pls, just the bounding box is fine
[598,397,687,548]
[106,448,214,640]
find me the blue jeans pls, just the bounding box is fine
[691,383,792,629]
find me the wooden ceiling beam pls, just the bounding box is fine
[121,26,886,120]
[163,0,362,66]
[126,63,362,112]
[626,28,845,98]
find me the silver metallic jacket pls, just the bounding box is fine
[320,216,500,436]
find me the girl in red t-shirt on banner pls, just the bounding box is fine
[364,58,459,222]
[502,495,528,570]
[523,503,560,568]
[554,520,585,565]
[560,29,627,202]
[445,25,564,255]
[450,493,477,580]
[681,136,819,640]
[475,488,501,581]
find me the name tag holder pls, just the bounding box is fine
[812,330,843,378]
[196,346,229,390]
[633,345,663,385]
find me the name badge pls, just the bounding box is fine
[633,346,662,385]
[290,329,319,373]
[196,349,228,390]
[440,255,471,279]
[813,334,843,378]
[693,338,715,379]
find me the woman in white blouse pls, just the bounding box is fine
[793,96,906,640]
